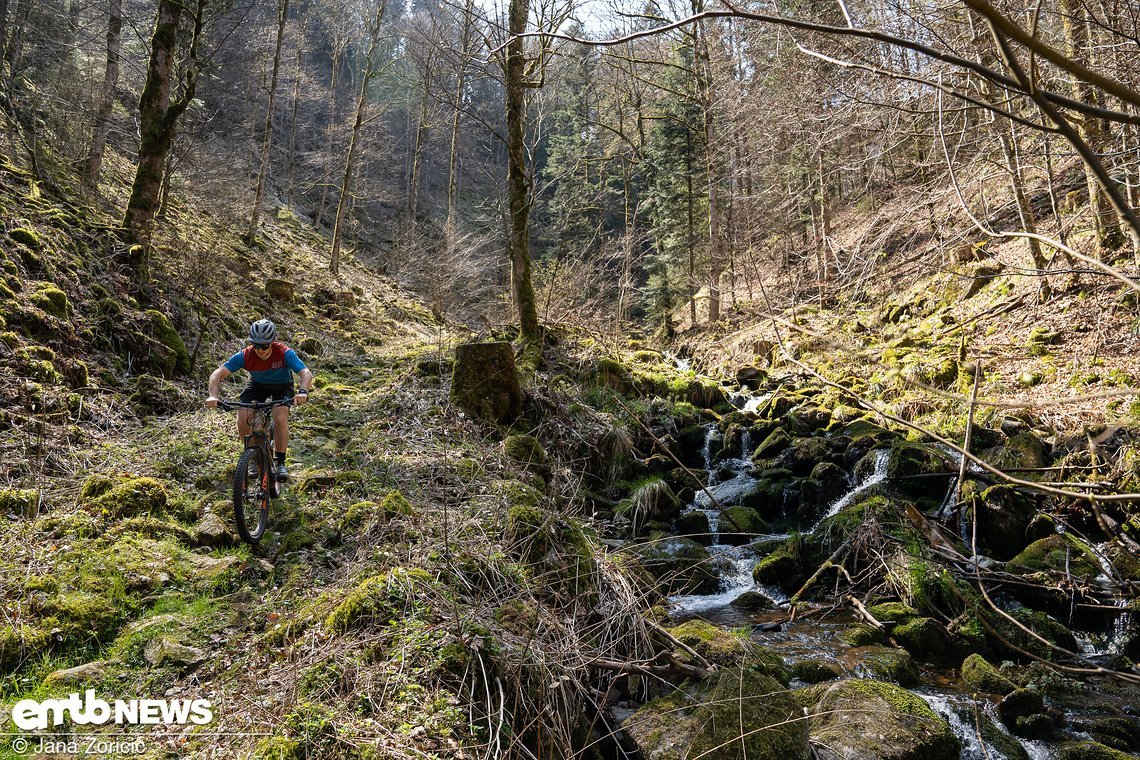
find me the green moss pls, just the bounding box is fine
[10,227,42,249]
[1057,742,1133,760]
[492,479,543,509]
[0,488,38,516]
[0,624,48,670]
[325,569,431,633]
[1027,326,1059,356]
[961,653,1016,695]
[867,601,919,626]
[850,645,920,685]
[753,549,800,592]
[502,434,550,483]
[84,476,168,519]
[253,737,301,760]
[1010,534,1101,580]
[145,309,190,375]
[791,658,842,683]
[30,282,69,318]
[841,623,884,647]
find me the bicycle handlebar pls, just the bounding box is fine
[216,398,296,411]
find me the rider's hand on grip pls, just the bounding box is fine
[206,397,219,409]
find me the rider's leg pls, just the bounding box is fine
[273,406,289,456]
[237,409,253,439]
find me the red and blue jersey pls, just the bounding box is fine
[223,342,306,385]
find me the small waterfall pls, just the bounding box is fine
[669,546,773,615]
[701,426,717,480]
[920,691,1055,760]
[811,449,890,528]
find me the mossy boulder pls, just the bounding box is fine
[989,431,1047,470]
[667,620,787,681]
[968,484,1039,561]
[675,510,712,545]
[625,667,808,760]
[992,607,1079,660]
[752,428,792,461]
[145,310,191,376]
[730,591,774,611]
[1057,742,1134,760]
[627,537,722,595]
[718,506,768,545]
[84,477,168,519]
[753,549,801,593]
[325,568,431,633]
[0,488,39,517]
[502,434,551,484]
[451,342,522,423]
[805,679,960,760]
[30,282,70,318]
[1027,326,1060,356]
[1009,534,1101,580]
[9,227,42,250]
[129,373,188,414]
[264,278,295,302]
[867,601,920,626]
[841,623,884,647]
[846,645,920,686]
[791,658,842,683]
[961,653,1016,695]
[619,478,683,535]
[887,439,949,499]
[892,617,953,662]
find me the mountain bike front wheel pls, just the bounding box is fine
[233,447,270,544]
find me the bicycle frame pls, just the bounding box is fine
[216,398,294,543]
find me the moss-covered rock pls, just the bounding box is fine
[992,607,1079,660]
[627,536,721,595]
[325,568,431,633]
[9,227,42,250]
[1057,742,1133,760]
[1027,326,1060,356]
[867,601,920,626]
[1009,534,1101,580]
[619,478,683,535]
[129,373,188,414]
[142,309,190,376]
[667,620,787,681]
[791,658,842,683]
[960,653,1016,695]
[719,505,768,545]
[846,645,920,686]
[841,623,884,647]
[675,510,712,545]
[625,667,808,760]
[451,341,522,423]
[806,679,960,760]
[892,617,953,662]
[84,477,168,519]
[30,282,70,318]
[887,439,949,499]
[265,278,295,302]
[752,428,792,461]
[968,483,1039,561]
[0,488,38,517]
[502,434,551,484]
[753,549,801,593]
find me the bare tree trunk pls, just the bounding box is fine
[315,40,343,228]
[0,0,10,68]
[1059,0,1125,253]
[445,1,472,256]
[696,16,722,322]
[5,0,30,83]
[122,0,206,270]
[286,46,302,207]
[82,0,121,189]
[330,0,385,275]
[504,0,540,350]
[686,130,697,326]
[246,0,290,241]
[408,51,434,221]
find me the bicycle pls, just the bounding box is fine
[216,398,294,544]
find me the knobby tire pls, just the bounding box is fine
[234,447,270,543]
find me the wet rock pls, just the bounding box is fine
[729,591,773,611]
[846,645,920,686]
[992,607,1079,660]
[753,549,801,593]
[1068,716,1140,753]
[719,506,768,545]
[1057,741,1135,759]
[675,510,712,546]
[786,405,831,435]
[841,623,884,647]
[892,617,953,662]
[625,537,723,595]
[810,462,848,503]
[668,620,787,678]
[625,667,807,760]
[998,688,1048,738]
[1009,534,1101,581]
[791,658,842,684]
[752,427,791,461]
[676,425,710,467]
[967,484,1039,560]
[987,431,1047,470]
[783,436,836,476]
[736,365,767,390]
[805,679,960,760]
[960,653,1016,695]
[886,439,950,500]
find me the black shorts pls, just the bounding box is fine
[239,382,294,404]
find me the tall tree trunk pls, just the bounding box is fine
[330,0,385,275]
[686,129,697,326]
[997,122,1049,300]
[695,15,722,322]
[5,0,30,82]
[408,52,434,221]
[82,0,121,190]
[0,0,10,68]
[122,0,206,269]
[315,40,343,228]
[246,0,290,241]
[504,0,540,349]
[445,1,473,256]
[286,46,302,207]
[1059,0,1125,253]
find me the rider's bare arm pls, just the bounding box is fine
[206,366,232,408]
[295,368,314,405]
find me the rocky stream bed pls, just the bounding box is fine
[595,374,1140,760]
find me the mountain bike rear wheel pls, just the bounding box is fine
[234,447,270,543]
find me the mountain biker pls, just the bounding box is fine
[205,319,314,480]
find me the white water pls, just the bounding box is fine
[920,691,1055,760]
[669,547,764,614]
[810,449,890,528]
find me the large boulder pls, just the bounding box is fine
[805,679,961,760]
[967,484,1039,560]
[451,342,522,423]
[624,667,809,760]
